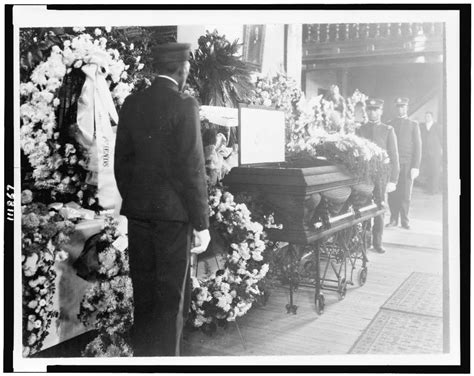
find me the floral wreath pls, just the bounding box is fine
[20,27,141,207]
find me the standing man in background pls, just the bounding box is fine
[115,43,210,356]
[386,97,422,230]
[420,111,442,194]
[356,99,400,254]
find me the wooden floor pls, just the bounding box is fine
[182,243,443,356]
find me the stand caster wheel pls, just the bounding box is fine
[358,267,368,286]
[338,278,347,300]
[285,304,298,314]
[315,294,325,315]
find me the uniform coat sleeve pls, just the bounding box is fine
[174,96,210,231]
[411,121,422,169]
[387,127,400,184]
[114,96,135,200]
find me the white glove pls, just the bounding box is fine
[386,182,397,193]
[410,168,419,180]
[190,229,211,255]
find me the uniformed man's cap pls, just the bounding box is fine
[366,98,384,109]
[395,97,409,106]
[152,43,192,63]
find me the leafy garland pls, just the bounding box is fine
[21,190,75,357]
[78,216,134,357]
[289,131,391,189]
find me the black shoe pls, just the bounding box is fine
[373,247,386,254]
[401,224,410,230]
[385,221,397,228]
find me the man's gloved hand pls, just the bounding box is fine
[190,229,211,254]
[410,168,419,180]
[386,182,397,193]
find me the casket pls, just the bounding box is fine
[223,158,361,244]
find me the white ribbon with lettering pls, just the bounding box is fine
[76,55,122,212]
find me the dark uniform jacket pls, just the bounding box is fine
[387,117,422,169]
[356,121,400,184]
[114,77,209,231]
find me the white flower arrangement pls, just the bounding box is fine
[21,192,75,357]
[189,186,273,333]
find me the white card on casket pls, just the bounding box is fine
[239,105,286,165]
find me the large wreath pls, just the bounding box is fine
[20,27,147,207]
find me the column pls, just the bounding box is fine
[285,24,303,88]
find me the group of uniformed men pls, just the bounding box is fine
[356,97,423,254]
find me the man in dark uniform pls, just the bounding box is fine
[386,97,422,229]
[356,99,400,254]
[114,43,210,356]
[420,111,442,194]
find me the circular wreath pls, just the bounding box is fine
[19,27,142,207]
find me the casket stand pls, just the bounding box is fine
[222,157,385,314]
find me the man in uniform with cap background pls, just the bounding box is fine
[386,97,422,230]
[115,43,211,356]
[356,99,400,254]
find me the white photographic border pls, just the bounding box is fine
[5,2,462,372]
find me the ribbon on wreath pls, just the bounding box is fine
[76,54,122,212]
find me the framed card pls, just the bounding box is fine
[238,104,286,165]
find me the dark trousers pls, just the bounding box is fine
[388,163,413,226]
[369,181,387,250]
[128,219,192,356]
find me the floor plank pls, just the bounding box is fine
[183,242,443,356]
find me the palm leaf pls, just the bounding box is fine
[190,30,253,107]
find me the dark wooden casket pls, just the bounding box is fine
[222,158,377,245]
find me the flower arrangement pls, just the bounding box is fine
[21,190,75,357]
[78,216,134,357]
[188,185,277,334]
[345,89,369,133]
[250,72,303,142]
[19,27,147,207]
[289,131,391,203]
